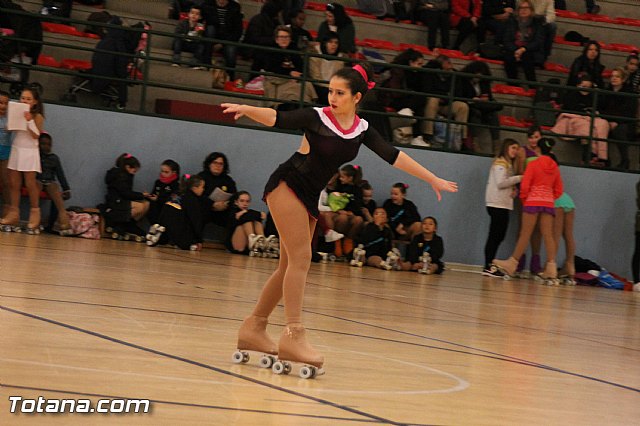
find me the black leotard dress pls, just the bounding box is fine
[264,107,400,218]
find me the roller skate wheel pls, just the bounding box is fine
[111,232,120,240]
[232,350,249,364]
[299,365,317,379]
[502,274,511,281]
[259,355,275,369]
[328,255,337,262]
[272,361,292,375]
[105,227,114,233]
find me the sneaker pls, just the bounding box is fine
[191,65,205,70]
[411,136,431,147]
[482,267,504,278]
[324,229,344,243]
[171,63,180,67]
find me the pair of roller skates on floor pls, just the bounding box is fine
[492,255,574,286]
[350,244,366,267]
[418,253,432,274]
[248,234,279,258]
[380,248,402,270]
[0,206,41,234]
[106,220,146,242]
[232,316,324,379]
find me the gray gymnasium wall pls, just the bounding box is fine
[44,104,637,275]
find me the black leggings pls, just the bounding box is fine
[484,207,510,268]
[633,231,640,283]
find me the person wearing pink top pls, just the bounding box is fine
[493,138,563,283]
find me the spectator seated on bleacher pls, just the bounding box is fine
[457,61,502,153]
[527,0,557,60]
[503,1,544,82]
[567,41,605,88]
[554,0,600,15]
[450,0,482,52]
[317,3,356,55]
[172,5,206,69]
[309,31,347,105]
[414,0,451,50]
[289,9,314,50]
[91,16,141,110]
[626,53,640,94]
[0,0,43,73]
[550,75,610,166]
[478,0,515,46]
[421,55,470,148]
[243,1,282,75]
[598,67,638,170]
[263,25,317,109]
[201,0,243,79]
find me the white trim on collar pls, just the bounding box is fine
[314,107,369,139]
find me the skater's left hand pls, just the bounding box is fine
[430,177,458,201]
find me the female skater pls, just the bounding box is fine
[222,63,457,374]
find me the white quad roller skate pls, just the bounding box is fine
[539,261,560,286]
[558,263,576,286]
[25,208,41,235]
[146,224,166,246]
[232,316,279,369]
[418,252,432,274]
[492,257,518,280]
[0,206,22,233]
[263,235,280,258]
[350,244,366,267]
[272,325,325,380]
[380,248,402,270]
[248,234,265,257]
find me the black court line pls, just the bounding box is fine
[3,295,639,394]
[0,305,413,426]
[3,291,636,352]
[305,309,640,394]
[0,384,380,423]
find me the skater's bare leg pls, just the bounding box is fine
[366,255,384,268]
[131,200,149,221]
[511,212,539,261]
[231,224,250,252]
[563,211,576,275]
[539,212,557,268]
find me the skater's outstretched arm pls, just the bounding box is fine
[221,104,277,127]
[392,151,458,201]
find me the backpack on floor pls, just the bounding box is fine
[67,210,101,239]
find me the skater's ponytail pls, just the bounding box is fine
[115,153,141,170]
[340,164,362,186]
[539,138,559,164]
[179,174,204,194]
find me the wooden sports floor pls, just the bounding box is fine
[1,233,639,425]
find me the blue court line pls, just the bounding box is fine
[0,384,380,423]
[0,305,415,426]
[3,295,638,394]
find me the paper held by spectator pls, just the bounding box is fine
[210,187,232,202]
[7,101,30,131]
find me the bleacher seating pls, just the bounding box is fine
[5,0,639,168]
